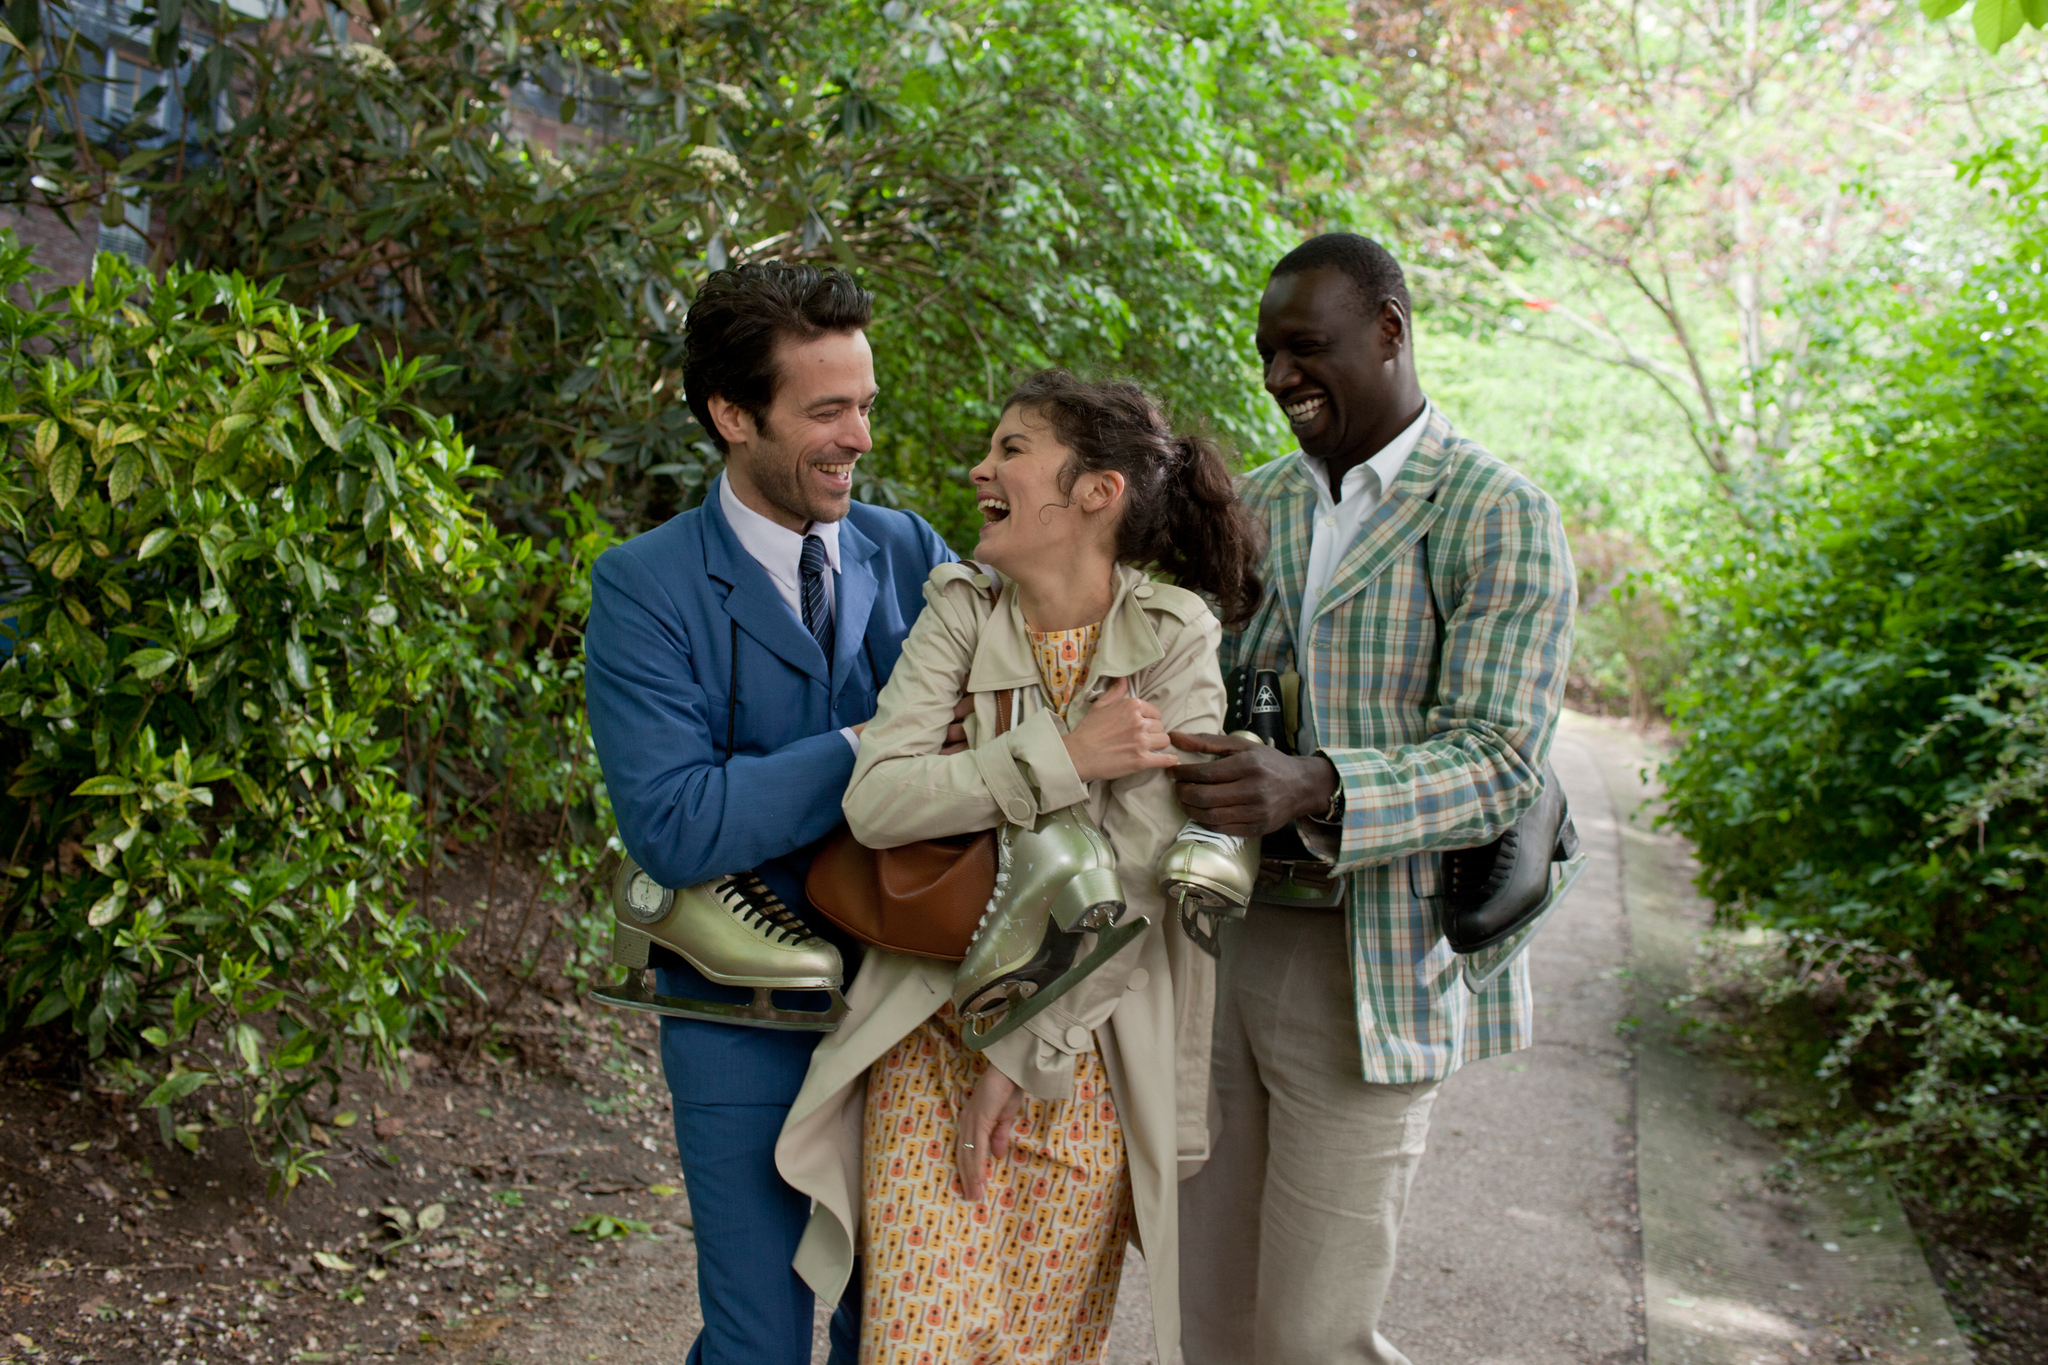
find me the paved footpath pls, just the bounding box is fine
[454,712,1966,1365]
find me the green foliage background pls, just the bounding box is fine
[151,0,1358,546]
[0,252,492,1185]
[1658,129,2048,1213]
[0,0,1360,1182]
[3,0,2045,1222]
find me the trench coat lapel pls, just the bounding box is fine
[703,489,830,686]
[1307,412,1452,626]
[962,564,1165,703]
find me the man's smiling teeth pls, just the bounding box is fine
[1283,395,1327,423]
[817,460,855,477]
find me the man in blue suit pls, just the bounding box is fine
[584,262,953,1364]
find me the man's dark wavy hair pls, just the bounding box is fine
[683,261,873,452]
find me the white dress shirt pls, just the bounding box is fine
[1294,400,1431,753]
[717,471,858,752]
[719,470,840,616]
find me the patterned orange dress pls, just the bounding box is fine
[858,624,1133,1365]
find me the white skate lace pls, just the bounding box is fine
[714,873,811,945]
[972,830,1016,935]
[1172,821,1246,854]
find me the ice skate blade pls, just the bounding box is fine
[958,916,1150,1052]
[1455,854,1588,992]
[589,974,847,1032]
[1175,891,1240,959]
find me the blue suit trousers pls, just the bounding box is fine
[660,962,858,1365]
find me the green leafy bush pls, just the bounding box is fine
[1661,128,2048,1212]
[384,496,623,1001]
[1663,129,2048,1013]
[0,241,501,1188]
[146,0,1358,545]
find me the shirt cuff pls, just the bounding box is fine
[840,726,860,756]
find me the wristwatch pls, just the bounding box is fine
[1312,758,1344,825]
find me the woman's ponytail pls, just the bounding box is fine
[1002,371,1266,628]
[1151,432,1264,627]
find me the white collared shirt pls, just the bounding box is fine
[718,470,839,618]
[717,471,858,753]
[1294,400,1431,752]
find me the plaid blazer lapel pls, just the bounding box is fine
[1230,455,1317,669]
[1309,490,1444,630]
[1263,455,1316,640]
[1307,412,1453,629]
[1302,417,1466,630]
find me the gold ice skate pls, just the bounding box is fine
[954,806,1147,1051]
[591,859,848,1031]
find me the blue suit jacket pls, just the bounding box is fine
[585,492,953,943]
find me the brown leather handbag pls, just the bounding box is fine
[804,688,1015,961]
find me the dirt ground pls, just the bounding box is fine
[3,943,2039,1365]
[0,997,694,1365]
[1909,1209,2048,1365]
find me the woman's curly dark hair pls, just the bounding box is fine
[1004,370,1265,628]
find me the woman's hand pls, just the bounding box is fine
[956,1065,1025,1201]
[1062,677,1177,784]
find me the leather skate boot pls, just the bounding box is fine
[954,806,1148,1051]
[590,858,848,1031]
[1157,819,1260,957]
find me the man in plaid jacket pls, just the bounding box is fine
[1172,233,1576,1364]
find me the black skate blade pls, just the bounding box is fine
[1176,893,1223,959]
[1456,853,1588,992]
[589,976,847,1032]
[959,916,1150,1052]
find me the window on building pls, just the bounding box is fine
[97,193,151,267]
[104,51,162,130]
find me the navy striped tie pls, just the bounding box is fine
[799,533,834,659]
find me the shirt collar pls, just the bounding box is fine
[718,470,841,590]
[1300,398,1432,509]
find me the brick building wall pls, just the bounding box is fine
[6,1,587,296]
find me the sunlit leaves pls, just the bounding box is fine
[125,648,178,679]
[1922,0,2046,49]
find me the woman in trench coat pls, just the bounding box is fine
[775,372,1266,1364]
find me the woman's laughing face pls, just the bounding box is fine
[968,404,1107,577]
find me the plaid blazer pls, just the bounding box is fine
[1225,406,1577,1083]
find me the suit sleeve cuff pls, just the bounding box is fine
[1315,746,1387,868]
[840,726,860,756]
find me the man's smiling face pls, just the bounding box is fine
[720,328,877,529]
[1255,266,1401,463]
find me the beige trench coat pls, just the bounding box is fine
[774,560,1224,1364]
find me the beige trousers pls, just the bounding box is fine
[1179,905,1441,1365]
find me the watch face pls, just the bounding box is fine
[621,869,673,925]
